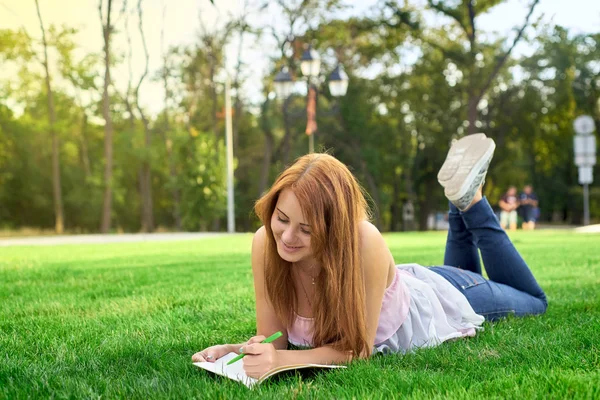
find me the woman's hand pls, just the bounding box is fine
[240,341,280,379]
[191,344,232,363]
[191,335,268,363]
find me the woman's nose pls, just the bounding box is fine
[282,227,295,243]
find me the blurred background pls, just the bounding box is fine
[0,0,598,235]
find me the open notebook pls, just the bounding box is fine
[193,352,346,388]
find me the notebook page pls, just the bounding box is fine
[193,352,257,388]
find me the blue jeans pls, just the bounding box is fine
[429,197,547,321]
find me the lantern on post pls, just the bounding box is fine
[273,45,349,154]
[273,67,294,99]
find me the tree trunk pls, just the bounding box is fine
[233,97,242,157]
[466,0,478,135]
[332,112,383,228]
[139,118,154,232]
[161,76,182,230]
[134,0,154,232]
[467,94,478,135]
[160,6,182,231]
[231,20,246,159]
[430,0,539,137]
[470,0,540,136]
[259,98,275,198]
[401,128,417,231]
[51,113,63,233]
[79,113,91,178]
[160,77,182,230]
[359,158,383,230]
[418,178,435,231]
[165,135,182,230]
[390,169,401,232]
[35,0,64,234]
[100,0,114,233]
[280,98,293,166]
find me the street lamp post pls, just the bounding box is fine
[301,46,320,154]
[273,45,349,153]
[212,75,236,233]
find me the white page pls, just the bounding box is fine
[193,352,257,388]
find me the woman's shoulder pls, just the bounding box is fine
[358,220,382,243]
[358,221,390,261]
[358,221,395,286]
[251,226,267,266]
[254,225,267,242]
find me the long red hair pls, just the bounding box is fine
[254,153,370,357]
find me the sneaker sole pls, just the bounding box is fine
[437,133,487,183]
[442,138,495,201]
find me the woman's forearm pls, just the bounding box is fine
[227,339,287,355]
[277,346,354,366]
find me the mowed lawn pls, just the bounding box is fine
[1,231,599,399]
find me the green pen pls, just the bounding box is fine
[226,331,283,365]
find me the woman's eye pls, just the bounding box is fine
[301,229,311,235]
[277,216,288,223]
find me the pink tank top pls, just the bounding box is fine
[288,268,411,347]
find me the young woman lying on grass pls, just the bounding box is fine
[192,134,548,379]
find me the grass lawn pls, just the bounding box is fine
[1,231,599,399]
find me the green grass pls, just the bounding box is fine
[1,231,599,399]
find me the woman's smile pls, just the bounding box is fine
[281,240,303,253]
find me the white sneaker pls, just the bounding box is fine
[438,133,496,211]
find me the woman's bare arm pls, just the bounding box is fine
[251,226,288,350]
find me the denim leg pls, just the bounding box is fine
[444,202,482,274]
[429,265,547,320]
[460,197,547,304]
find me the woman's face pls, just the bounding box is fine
[270,189,313,263]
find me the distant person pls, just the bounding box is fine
[499,186,519,231]
[519,185,539,230]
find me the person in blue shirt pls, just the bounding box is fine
[519,185,539,230]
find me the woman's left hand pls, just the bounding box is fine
[240,342,280,379]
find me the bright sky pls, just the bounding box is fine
[1,0,599,116]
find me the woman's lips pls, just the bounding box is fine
[281,241,303,253]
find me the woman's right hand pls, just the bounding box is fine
[191,335,268,363]
[191,344,232,363]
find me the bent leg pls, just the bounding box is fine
[429,265,547,320]
[444,202,482,274]
[460,197,547,304]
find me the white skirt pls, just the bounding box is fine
[374,264,485,354]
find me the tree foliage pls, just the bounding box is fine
[0,1,598,233]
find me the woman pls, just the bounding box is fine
[192,133,547,379]
[499,186,520,231]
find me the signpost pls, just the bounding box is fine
[573,115,596,226]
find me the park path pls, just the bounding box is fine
[1,224,598,248]
[0,232,243,247]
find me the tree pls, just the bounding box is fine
[0,2,598,232]
[307,12,417,229]
[59,51,102,181]
[133,0,154,232]
[425,0,541,135]
[34,0,65,233]
[158,4,182,230]
[99,0,116,233]
[502,26,600,223]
